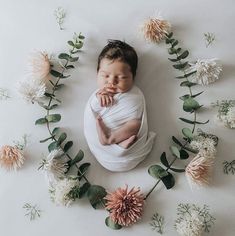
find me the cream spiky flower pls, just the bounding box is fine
[0,145,25,171]
[105,185,144,226]
[28,51,51,81]
[50,177,79,207]
[190,136,217,156]
[189,58,222,85]
[17,78,46,103]
[40,149,69,184]
[175,210,203,236]
[142,17,171,43]
[185,150,215,188]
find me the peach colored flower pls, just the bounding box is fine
[0,145,25,171]
[28,51,51,80]
[105,185,144,226]
[142,18,171,43]
[186,150,214,188]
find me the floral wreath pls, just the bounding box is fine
[0,17,223,233]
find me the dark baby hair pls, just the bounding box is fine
[97,40,138,78]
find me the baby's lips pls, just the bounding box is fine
[106,87,117,93]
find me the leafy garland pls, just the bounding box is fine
[17,18,220,232]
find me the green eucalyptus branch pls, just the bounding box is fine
[34,34,107,208]
[145,32,209,198]
[223,160,235,174]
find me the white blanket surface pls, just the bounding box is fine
[84,86,156,172]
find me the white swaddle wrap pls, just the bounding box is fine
[84,86,156,172]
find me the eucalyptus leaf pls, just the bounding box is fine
[182,128,193,140]
[58,53,70,60]
[67,41,74,47]
[48,141,59,152]
[67,150,84,167]
[57,132,67,145]
[46,114,61,123]
[87,185,107,209]
[169,167,185,173]
[173,62,188,70]
[192,91,204,98]
[167,32,173,38]
[171,39,178,47]
[183,97,200,112]
[105,217,122,230]
[78,182,91,199]
[148,165,168,179]
[35,118,47,125]
[178,50,189,59]
[50,69,63,78]
[161,172,175,189]
[65,65,75,69]
[179,117,209,125]
[172,136,183,147]
[168,57,179,62]
[175,71,196,79]
[63,141,73,152]
[182,145,198,154]
[74,41,83,49]
[170,145,180,158]
[180,81,197,87]
[52,127,60,135]
[179,149,189,159]
[78,163,91,180]
[160,152,169,168]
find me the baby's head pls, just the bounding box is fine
[97,40,138,93]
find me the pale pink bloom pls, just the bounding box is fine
[28,51,51,81]
[186,151,214,188]
[0,145,25,171]
[105,185,144,226]
[142,18,171,43]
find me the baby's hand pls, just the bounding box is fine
[96,88,115,107]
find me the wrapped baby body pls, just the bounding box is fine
[84,85,156,172]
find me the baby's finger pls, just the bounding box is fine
[101,96,105,107]
[105,95,110,107]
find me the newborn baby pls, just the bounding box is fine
[84,40,156,171]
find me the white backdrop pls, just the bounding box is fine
[0,0,235,235]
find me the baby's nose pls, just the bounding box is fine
[107,76,117,85]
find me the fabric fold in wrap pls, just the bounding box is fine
[84,86,156,172]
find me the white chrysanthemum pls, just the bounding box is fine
[186,150,214,188]
[17,78,46,103]
[50,177,79,207]
[189,59,222,85]
[28,51,51,81]
[43,149,68,184]
[190,136,216,156]
[175,211,203,236]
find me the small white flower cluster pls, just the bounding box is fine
[50,177,79,207]
[213,100,235,129]
[188,58,222,86]
[175,210,204,236]
[18,51,51,103]
[219,106,235,129]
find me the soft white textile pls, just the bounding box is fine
[84,86,156,172]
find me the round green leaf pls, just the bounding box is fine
[87,185,107,209]
[183,98,200,112]
[179,149,189,159]
[170,145,180,158]
[105,217,122,230]
[46,114,61,123]
[35,118,47,125]
[148,165,168,179]
[182,128,193,140]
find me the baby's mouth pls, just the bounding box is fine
[106,86,117,93]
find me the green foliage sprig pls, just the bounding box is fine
[35,33,107,208]
[145,32,210,199]
[150,212,165,234]
[23,203,41,221]
[204,32,215,48]
[223,160,235,174]
[0,88,10,100]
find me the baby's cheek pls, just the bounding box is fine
[97,78,106,88]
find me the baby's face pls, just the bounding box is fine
[97,58,133,93]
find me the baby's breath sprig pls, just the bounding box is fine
[150,212,165,234]
[0,88,10,100]
[23,203,41,221]
[175,203,215,235]
[204,32,215,47]
[13,134,29,150]
[54,7,66,30]
[223,160,235,175]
